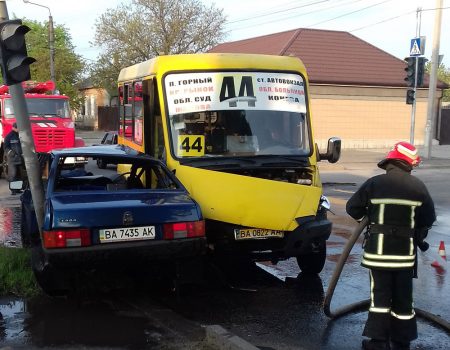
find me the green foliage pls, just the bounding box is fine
[0,18,86,111]
[426,62,450,102]
[91,0,227,93]
[0,247,40,297]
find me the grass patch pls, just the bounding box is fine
[0,247,40,297]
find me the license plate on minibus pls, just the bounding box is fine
[99,226,155,243]
[234,228,284,240]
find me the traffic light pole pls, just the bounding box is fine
[410,57,419,145]
[0,1,45,234]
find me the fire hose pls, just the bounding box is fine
[323,217,450,333]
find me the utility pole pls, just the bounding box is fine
[23,0,55,92]
[424,0,443,159]
[0,0,45,234]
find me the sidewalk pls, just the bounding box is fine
[319,144,450,170]
[75,128,450,169]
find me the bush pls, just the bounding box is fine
[0,247,40,297]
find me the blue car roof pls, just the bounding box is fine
[51,145,147,159]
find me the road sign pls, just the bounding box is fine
[410,38,421,56]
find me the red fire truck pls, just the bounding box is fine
[0,81,85,177]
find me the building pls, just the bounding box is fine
[76,78,112,130]
[210,28,448,148]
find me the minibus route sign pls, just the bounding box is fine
[165,72,306,116]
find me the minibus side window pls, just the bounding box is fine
[118,85,124,136]
[142,78,164,160]
[133,81,143,145]
[124,83,132,140]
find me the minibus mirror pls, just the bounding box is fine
[318,137,341,163]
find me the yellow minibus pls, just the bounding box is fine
[117,53,340,273]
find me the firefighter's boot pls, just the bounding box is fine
[391,341,410,350]
[362,339,390,350]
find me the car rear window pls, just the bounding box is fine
[52,155,179,192]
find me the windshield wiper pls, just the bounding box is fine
[180,156,256,166]
[256,155,309,166]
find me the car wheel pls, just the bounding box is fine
[96,158,107,169]
[31,245,69,297]
[296,243,326,274]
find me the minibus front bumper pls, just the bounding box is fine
[206,217,332,260]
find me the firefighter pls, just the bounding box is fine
[4,123,24,194]
[346,141,436,350]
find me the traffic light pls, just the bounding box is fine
[404,57,416,87]
[0,19,35,86]
[406,88,415,105]
[416,57,427,87]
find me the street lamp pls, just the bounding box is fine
[23,0,55,91]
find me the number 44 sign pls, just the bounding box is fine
[178,135,205,157]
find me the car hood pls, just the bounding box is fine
[48,192,200,229]
[175,165,321,232]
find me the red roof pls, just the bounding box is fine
[210,28,441,88]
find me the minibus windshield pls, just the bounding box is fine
[164,71,311,158]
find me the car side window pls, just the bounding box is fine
[51,155,179,192]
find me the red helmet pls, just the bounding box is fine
[378,141,421,169]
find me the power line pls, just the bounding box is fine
[226,0,302,23]
[306,0,393,28]
[227,0,330,24]
[420,6,450,12]
[226,0,365,32]
[349,6,450,33]
[349,10,415,32]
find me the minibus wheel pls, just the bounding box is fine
[296,243,326,274]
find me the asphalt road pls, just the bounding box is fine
[0,150,449,349]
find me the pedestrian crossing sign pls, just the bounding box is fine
[410,38,421,56]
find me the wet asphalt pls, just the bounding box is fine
[0,133,449,349]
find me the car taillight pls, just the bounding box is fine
[163,220,205,240]
[43,229,91,248]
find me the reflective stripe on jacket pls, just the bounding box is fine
[346,163,436,271]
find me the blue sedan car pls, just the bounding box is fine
[21,145,206,295]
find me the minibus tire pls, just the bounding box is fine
[296,244,326,274]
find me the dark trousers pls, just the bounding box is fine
[6,152,22,182]
[363,269,417,342]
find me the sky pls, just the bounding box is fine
[5,0,450,67]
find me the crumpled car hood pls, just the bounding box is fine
[176,165,321,231]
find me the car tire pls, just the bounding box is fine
[31,245,69,297]
[96,158,107,169]
[296,243,326,274]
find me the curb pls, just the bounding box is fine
[205,325,260,350]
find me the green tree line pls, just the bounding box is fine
[0,19,85,110]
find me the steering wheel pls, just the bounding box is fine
[111,172,131,184]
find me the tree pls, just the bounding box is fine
[0,19,85,110]
[91,0,227,94]
[23,19,86,110]
[426,62,450,102]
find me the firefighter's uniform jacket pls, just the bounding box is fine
[346,162,435,342]
[4,129,23,182]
